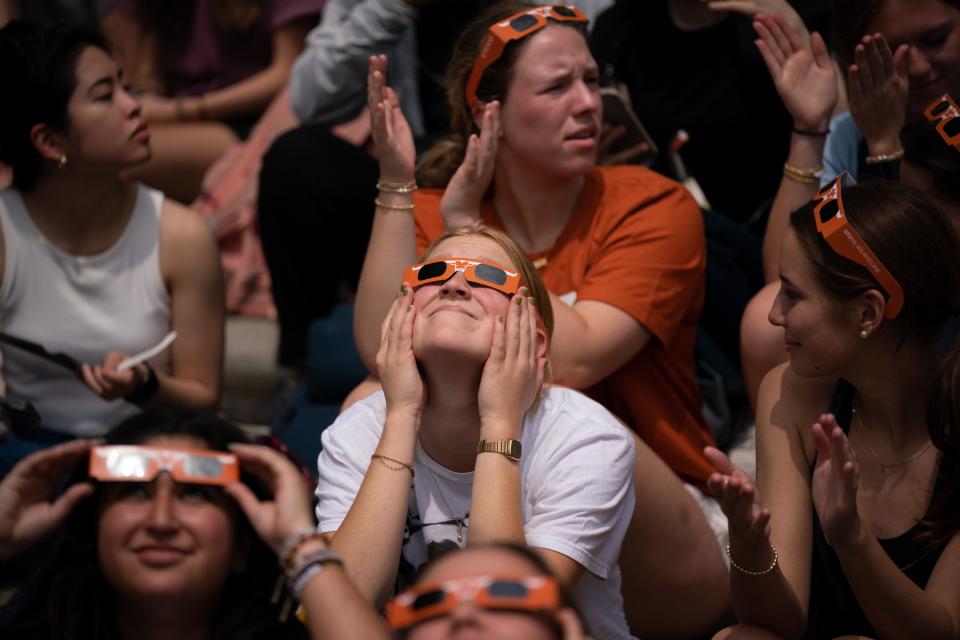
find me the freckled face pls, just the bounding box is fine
[406,548,559,640]
[96,436,238,607]
[768,229,863,377]
[411,237,516,365]
[497,25,602,178]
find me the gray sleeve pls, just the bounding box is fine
[289,0,418,126]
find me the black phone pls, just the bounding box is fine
[600,87,658,164]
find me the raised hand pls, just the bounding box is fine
[0,440,95,560]
[368,54,416,183]
[478,287,545,428]
[704,446,771,546]
[81,352,144,401]
[377,286,425,419]
[753,13,837,132]
[439,101,500,230]
[223,443,316,556]
[811,413,862,547]
[848,34,909,156]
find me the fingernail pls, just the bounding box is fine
[528,297,535,306]
[516,296,523,305]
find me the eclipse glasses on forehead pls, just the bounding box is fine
[89,445,239,486]
[465,4,588,109]
[403,258,521,296]
[924,93,960,150]
[385,574,561,630]
[812,173,904,319]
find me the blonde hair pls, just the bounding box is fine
[422,225,554,343]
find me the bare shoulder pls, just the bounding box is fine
[158,199,220,281]
[758,363,836,463]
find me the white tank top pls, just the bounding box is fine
[0,184,171,436]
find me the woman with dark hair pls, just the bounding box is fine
[0,21,224,474]
[0,407,389,640]
[386,542,591,640]
[350,7,730,632]
[708,179,960,639]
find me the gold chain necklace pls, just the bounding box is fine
[852,397,934,474]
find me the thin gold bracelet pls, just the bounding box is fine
[375,197,415,211]
[371,453,415,476]
[865,149,904,164]
[726,542,778,576]
[377,180,417,193]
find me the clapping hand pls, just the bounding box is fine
[753,13,837,132]
[848,34,909,156]
[810,413,863,547]
[440,101,500,230]
[0,440,95,560]
[704,446,772,546]
[368,54,416,184]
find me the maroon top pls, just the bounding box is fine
[107,0,325,97]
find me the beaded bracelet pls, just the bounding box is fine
[279,529,326,571]
[287,548,344,600]
[726,542,778,576]
[377,180,418,193]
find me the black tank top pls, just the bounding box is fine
[805,379,946,638]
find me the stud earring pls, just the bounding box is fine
[57,155,68,170]
[859,329,869,339]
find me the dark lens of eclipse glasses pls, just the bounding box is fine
[510,14,538,32]
[412,590,446,611]
[488,580,528,598]
[474,263,507,286]
[183,456,223,478]
[553,6,576,17]
[816,197,841,225]
[418,261,449,281]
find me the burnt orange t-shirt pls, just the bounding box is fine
[414,165,716,489]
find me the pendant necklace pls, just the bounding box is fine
[852,397,934,474]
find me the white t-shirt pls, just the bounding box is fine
[316,386,637,640]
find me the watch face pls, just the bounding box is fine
[508,441,522,459]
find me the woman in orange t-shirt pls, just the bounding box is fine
[352,3,729,635]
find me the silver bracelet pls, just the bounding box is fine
[287,548,344,599]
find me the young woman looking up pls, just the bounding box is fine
[321,226,731,639]
[708,179,960,639]
[0,22,223,473]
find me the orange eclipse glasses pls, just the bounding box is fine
[924,93,960,150]
[812,173,904,319]
[89,445,240,486]
[465,4,588,109]
[385,574,561,630]
[403,258,522,296]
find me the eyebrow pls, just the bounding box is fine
[86,69,124,96]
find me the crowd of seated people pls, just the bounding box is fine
[1,0,960,638]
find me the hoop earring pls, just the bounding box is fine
[57,155,68,170]
[859,329,869,339]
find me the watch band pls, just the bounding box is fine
[125,363,159,405]
[476,439,522,461]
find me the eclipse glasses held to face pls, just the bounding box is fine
[403,258,522,296]
[924,93,960,150]
[89,445,240,486]
[465,4,588,109]
[385,574,561,630]
[812,173,904,319]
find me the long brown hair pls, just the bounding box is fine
[789,180,960,542]
[416,1,588,188]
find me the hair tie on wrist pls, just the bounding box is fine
[792,126,830,137]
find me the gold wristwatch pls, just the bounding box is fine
[476,439,522,461]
